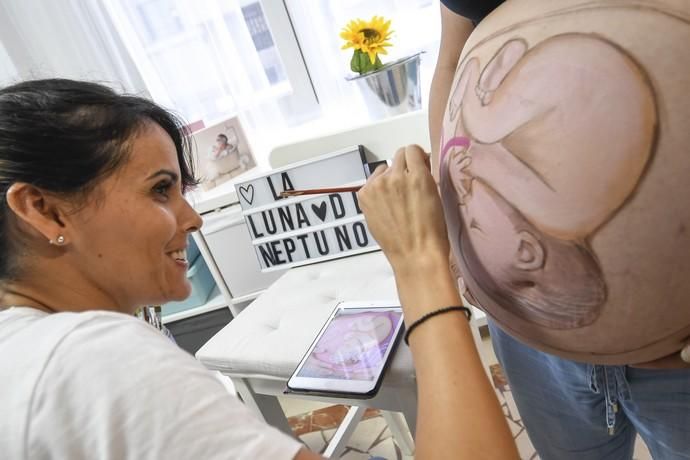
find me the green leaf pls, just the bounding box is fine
[359,51,371,73]
[350,50,363,73]
[351,50,372,75]
[351,49,372,74]
[351,50,387,75]
[372,55,384,71]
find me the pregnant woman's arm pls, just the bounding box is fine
[359,146,519,460]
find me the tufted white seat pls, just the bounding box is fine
[198,252,413,382]
[197,251,414,384]
[196,251,418,456]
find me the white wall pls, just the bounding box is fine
[0,41,18,87]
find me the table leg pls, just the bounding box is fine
[232,377,293,436]
[382,411,415,456]
[323,406,366,458]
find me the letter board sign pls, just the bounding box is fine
[235,146,380,272]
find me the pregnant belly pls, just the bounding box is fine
[439,0,690,364]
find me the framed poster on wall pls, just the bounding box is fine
[192,117,257,191]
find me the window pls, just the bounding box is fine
[240,3,286,84]
[0,41,18,87]
[104,0,315,128]
[285,0,442,121]
[103,0,442,164]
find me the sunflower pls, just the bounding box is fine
[340,16,393,74]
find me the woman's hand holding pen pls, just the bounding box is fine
[359,145,520,460]
[358,145,449,270]
[358,145,460,325]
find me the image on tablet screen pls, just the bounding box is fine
[297,309,402,380]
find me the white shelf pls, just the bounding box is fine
[229,289,265,305]
[162,288,228,324]
[472,306,488,327]
[463,293,488,328]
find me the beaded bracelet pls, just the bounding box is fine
[404,305,472,346]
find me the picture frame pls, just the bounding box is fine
[191,117,257,191]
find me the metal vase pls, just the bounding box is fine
[348,52,422,120]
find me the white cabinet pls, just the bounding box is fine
[199,204,286,305]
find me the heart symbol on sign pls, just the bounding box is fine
[312,201,328,222]
[239,184,255,205]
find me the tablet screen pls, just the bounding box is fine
[297,308,403,381]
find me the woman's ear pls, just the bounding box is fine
[5,183,68,245]
[515,230,545,271]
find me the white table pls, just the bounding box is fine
[196,252,418,457]
[196,250,489,457]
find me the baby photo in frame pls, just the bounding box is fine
[192,117,257,191]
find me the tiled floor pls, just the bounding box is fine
[279,335,653,459]
[280,402,412,460]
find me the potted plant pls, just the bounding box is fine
[341,16,422,119]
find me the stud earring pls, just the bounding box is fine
[50,235,66,245]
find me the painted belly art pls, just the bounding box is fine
[441,32,657,329]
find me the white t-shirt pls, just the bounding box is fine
[0,307,303,459]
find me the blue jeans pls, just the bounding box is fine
[489,320,690,459]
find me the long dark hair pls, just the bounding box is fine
[0,78,198,281]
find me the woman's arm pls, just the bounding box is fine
[358,146,518,460]
[429,4,474,181]
[429,4,478,310]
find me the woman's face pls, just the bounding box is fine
[66,123,202,313]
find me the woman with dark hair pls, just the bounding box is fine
[0,79,517,459]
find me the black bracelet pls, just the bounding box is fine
[404,306,472,346]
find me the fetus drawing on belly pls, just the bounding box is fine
[440,33,657,329]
